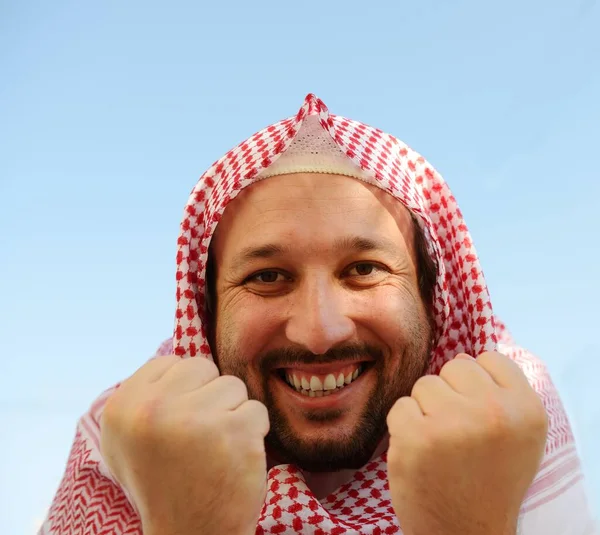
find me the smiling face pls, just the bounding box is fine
[209,173,433,472]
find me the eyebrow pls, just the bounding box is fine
[230,235,402,272]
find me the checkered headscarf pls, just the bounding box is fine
[40,94,583,535]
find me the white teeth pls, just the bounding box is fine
[323,374,337,390]
[309,376,323,391]
[285,365,365,396]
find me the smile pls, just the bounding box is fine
[277,362,369,397]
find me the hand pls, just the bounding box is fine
[386,351,548,535]
[100,355,270,535]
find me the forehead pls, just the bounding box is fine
[212,173,414,259]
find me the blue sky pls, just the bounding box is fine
[1,0,599,532]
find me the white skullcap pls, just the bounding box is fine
[257,115,372,181]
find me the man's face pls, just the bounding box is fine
[210,173,432,472]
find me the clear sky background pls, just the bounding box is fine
[1,0,599,533]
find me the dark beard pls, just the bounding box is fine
[264,369,390,472]
[216,338,432,473]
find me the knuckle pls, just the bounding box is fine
[481,395,513,437]
[144,354,178,376]
[419,426,440,452]
[101,388,130,431]
[387,397,412,426]
[243,398,266,418]
[190,357,220,380]
[219,375,248,396]
[439,357,467,378]
[129,399,160,437]
[410,374,438,397]
[475,350,499,363]
[477,351,513,374]
[101,392,121,426]
[254,401,270,425]
[246,398,267,413]
[386,399,401,424]
[210,422,233,453]
[240,399,270,433]
[161,354,181,365]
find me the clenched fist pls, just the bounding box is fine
[100,355,270,535]
[386,352,548,535]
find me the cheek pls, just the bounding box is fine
[215,297,283,368]
[359,285,426,341]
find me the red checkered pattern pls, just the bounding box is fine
[44,430,141,535]
[40,95,581,535]
[173,94,496,370]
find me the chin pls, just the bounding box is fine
[265,407,387,473]
[256,359,396,471]
[268,434,382,473]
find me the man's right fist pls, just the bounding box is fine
[100,355,270,535]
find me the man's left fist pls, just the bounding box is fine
[386,351,548,535]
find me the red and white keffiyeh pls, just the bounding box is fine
[40,94,596,534]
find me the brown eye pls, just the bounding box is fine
[251,271,282,283]
[258,271,278,283]
[352,263,375,276]
[344,263,387,285]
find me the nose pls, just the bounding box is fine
[285,274,356,355]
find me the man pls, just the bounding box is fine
[40,94,596,534]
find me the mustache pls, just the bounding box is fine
[259,342,384,372]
